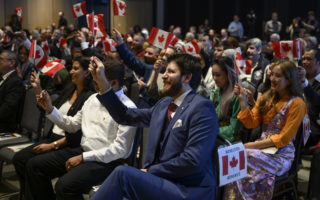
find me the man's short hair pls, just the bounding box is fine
[103,60,125,87]
[1,50,17,68]
[247,38,262,50]
[166,54,202,90]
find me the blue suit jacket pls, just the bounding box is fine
[97,89,218,198]
[116,43,153,82]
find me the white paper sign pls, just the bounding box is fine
[218,142,247,186]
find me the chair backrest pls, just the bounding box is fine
[19,88,43,139]
[289,123,304,175]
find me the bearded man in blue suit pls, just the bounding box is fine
[90,53,218,200]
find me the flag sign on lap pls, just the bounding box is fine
[218,142,247,186]
[147,27,174,49]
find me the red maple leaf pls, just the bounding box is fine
[230,156,238,168]
[35,50,41,59]
[112,40,117,46]
[235,52,242,60]
[187,46,194,52]
[119,3,125,10]
[76,6,80,12]
[158,35,165,43]
[281,43,291,52]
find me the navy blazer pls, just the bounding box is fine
[116,43,154,82]
[97,89,218,191]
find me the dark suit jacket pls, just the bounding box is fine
[304,79,320,135]
[116,43,154,82]
[0,71,25,132]
[97,89,218,199]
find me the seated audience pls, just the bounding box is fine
[210,57,242,142]
[224,60,307,199]
[12,57,94,199]
[22,60,136,200]
[0,50,25,133]
[90,54,218,200]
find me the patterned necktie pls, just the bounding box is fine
[167,102,178,121]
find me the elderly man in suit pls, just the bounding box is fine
[89,53,219,200]
[0,50,25,133]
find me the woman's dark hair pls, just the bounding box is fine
[258,60,303,114]
[199,49,212,77]
[72,56,94,91]
[212,56,238,118]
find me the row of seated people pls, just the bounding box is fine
[0,28,318,199]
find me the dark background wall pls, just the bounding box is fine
[163,0,320,38]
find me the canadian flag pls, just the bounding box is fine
[28,40,47,69]
[183,40,200,55]
[57,37,67,48]
[14,7,23,23]
[235,47,252,76]
[3,34,11,43]
[72,2,87,18]
[218,142,247,186]
[147,27,174,49]
[40,39,50,56]
[125,33,133,45]
[222,150,246,176]
[113,0,127,16]
[41,59,65,78]
[272,40,302,60]
[103,39,117,52]
[170,35,179,46]
[86,13,108,39]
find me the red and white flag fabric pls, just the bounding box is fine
[2,34,11,43]
[272,40,302,60]
[40,39,50,56]
[218,143,247,186]
[86,13,108,40]
[41,59,65,78]
[234,47,252,77]
[183,40,200,55]
[14,7,23,23]
[28,40,47,69]
[103,39,117,52]
[125,33,133,45]
[56,37,67,48]
[170,35,179,46]
[113,0,127,16]
[72,2,87,18]
[147,27,174,49]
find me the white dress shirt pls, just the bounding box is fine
[47,89,137,163]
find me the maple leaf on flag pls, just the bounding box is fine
[119,3,125,10]
[281,43,291,52]
[188,46,194,52]
[230,156,238,168]
[158,35,165,43]
[76,6,80,12]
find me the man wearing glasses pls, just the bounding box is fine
[0,50,25,133]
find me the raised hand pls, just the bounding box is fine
[30,69,42,95]
[112,28,124,45]
[37,90,53,114]
[234,83,248,111]
[89,56,109,93]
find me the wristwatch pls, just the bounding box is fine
[53,141,59,150]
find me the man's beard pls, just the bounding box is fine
[162,79,183,97]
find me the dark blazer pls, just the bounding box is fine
[251,55,269,87]
[0,71,25,132]
[304,79,320,135]
[116,43,154,82]
[97,89,218,199]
